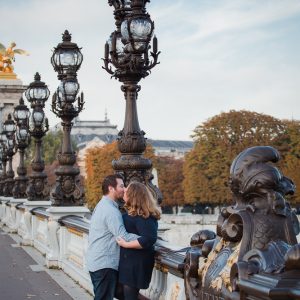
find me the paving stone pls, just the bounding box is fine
[29,265,46,272]
[0,229,73,300]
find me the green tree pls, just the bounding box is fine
[25,130,78,187]
[26,130,77,165]
[183,110,288,206]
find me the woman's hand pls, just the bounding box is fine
[116,237,142,249]
[116,236,127,247]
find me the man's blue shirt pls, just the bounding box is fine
[86,195,138,272]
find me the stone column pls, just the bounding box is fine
[0,77,27,173]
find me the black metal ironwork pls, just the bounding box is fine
[0,140,7,196]
[50,31,84,206]
[12,97,31,199]
[25,73,50,201]
[103,0,162,202]
[183,146,300,300]
[2,114,17,197]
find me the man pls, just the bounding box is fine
[86,174,139,300]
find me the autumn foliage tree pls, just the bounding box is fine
[84,141,186,210]
[155,157,185,208]
[280,120,300,207]
[183,110,289,206]
[85,141,156,209]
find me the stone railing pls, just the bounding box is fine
[0,196,188,299]
[2,196,300,300]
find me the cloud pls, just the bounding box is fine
[1,0,300,140]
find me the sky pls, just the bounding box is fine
[1,0,300,141]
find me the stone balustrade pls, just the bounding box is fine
[0,197,189,299]
[2,197,300,299]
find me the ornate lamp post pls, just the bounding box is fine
[2,114,16,197]
[25,73,50,201]
[0,144,5,196]
[50,30,84,206]
[12,97,31,198]
[103,0,161,201]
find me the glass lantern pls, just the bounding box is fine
[17,127,29,143]
[0,132,7,147]
[7,138,15,150]
[108,32,125,57]
[25,73,50,107]
[3,114,16,138]
[57,71,80,104]
[51,30,83,77]
[32,110,44,127]
[13,97,30,125]
[121,17,153,52]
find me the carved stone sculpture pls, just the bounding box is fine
[184,146,300,300]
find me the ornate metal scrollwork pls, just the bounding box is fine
[184,146,300,299]
[50,33,85,207]
[104,1,162,203]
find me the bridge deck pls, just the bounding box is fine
[0,229,92,300]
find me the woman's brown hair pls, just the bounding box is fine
[124,182,161,220]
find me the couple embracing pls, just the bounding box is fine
[86,174,160,300]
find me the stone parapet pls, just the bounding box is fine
[1,206,300,299]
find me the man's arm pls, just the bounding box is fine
[106,210,139,241]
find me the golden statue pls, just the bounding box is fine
[0,42,29,78]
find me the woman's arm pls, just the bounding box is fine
[136,218,158,249]
[116,217,158,249]
[116,236,142,249]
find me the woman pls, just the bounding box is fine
[116,182,161,300]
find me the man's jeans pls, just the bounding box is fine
[90,268,118,300]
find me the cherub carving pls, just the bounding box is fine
[0,42,29,73]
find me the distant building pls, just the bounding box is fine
[148,139,193,159]
[65,113,119,149]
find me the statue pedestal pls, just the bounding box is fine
[0,76,27,172]
[0,72,18,80]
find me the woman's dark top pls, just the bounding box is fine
[118,213,158,289]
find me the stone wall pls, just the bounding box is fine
[0,78,27,130]
[0,78,27,172]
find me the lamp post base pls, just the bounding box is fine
[21,200,52,245]
[45,206,90,268]
[0,196,13,225]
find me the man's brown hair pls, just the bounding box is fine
[102,174,123,195]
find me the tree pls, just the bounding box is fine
[26,130,64,165]
[281,120,300,207]
[25,130,78,187]
[155,157,185,209]
[84,142,156,209]
[183,110,288,206]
